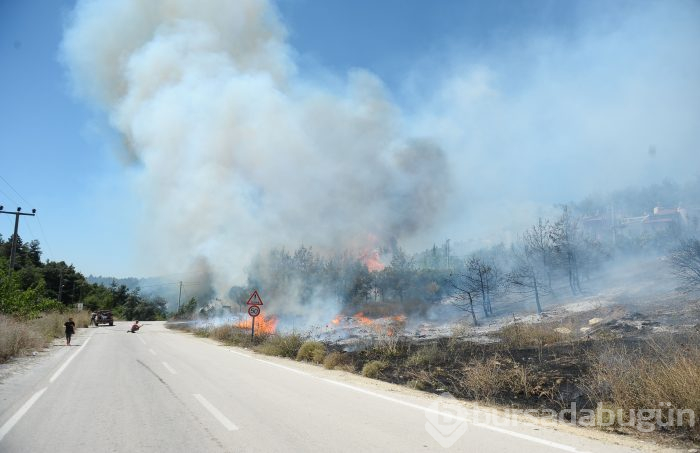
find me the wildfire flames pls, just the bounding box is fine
[361,249,385,272]
[329,312,406,336]
[235,313,278,334]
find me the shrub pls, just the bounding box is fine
[210,325,256,347]
[499,322,567,349]
[406,343,444,368]
[296,341,326,363]
[362,360,387,378]
[255,333,304,358]
[323,351,354,370]
[462,356,535,400]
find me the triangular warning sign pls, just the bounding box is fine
[246,290,264,306]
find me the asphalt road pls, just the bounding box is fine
[0,322,657,452]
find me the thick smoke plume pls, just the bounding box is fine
[61,0,450,296]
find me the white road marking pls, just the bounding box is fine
[229,349,251,358]
[255,359,310,376]
[50,335,93,383]
[200,337,585,451]
[138,336,146,345]
[162,362,177,374]
[149,349,157,356]
[193,394,238,431]
[0,388,48,442]
[320,378,586,453]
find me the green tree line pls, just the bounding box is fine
[0,234,167,320]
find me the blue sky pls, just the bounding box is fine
[1,0,698,280]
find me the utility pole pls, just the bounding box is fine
[0,206,36,273]
[177,281,183,312]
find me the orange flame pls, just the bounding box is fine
[235,312,278,334]
[328,312,406,336]
[360,249,385,272]
[353,311,373,325]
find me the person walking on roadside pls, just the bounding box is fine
[64,317,76,346]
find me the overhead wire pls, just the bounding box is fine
[0,173,55,260]
[0,174,32,206]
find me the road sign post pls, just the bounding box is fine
[246,290,263,339]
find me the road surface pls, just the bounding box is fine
[0,322,664,452]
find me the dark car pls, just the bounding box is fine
[93,310,114,326]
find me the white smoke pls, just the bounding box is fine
[61,0,450,295]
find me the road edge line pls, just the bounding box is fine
[319,378,586,453]
[49,333,93,383]
[0,387,48,442]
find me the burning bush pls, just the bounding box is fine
[296,341,326,363]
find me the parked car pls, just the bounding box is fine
[92,310,114,326]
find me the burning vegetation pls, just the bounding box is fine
[169,180,700,446]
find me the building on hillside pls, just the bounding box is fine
[620,206,687,235]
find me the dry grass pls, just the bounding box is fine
[461,355,535,401]
[362,360,387,378]
[254,333,304,359]
[209,324,259,347]
[584,336,700,438]
[29,311,91,340]
[498,322,569,349]
[323,351,354,371]
[0,315,45,362]
[0,311,94,362]
[296,341,326,363]
[406,343,445,368]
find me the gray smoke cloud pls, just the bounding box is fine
[61,0,451,294]
[61,0,699,303]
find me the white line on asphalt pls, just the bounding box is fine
[162,362,177,374]
[149,349,157,356]
[255,359,310,375]
[319,378,586,453]
[138,336,146,345]
[229,349,251,358]
[0,387,48,442]
[50,335,93,383]
[193,394,239,431]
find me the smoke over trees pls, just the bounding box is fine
[669,239,700,294]
[60,0,452,296]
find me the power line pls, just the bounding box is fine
[0,175,53,261]
[0,206,37,273]
[34,215,55,261]
[0,187,19,206]
[0,174,32,206]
